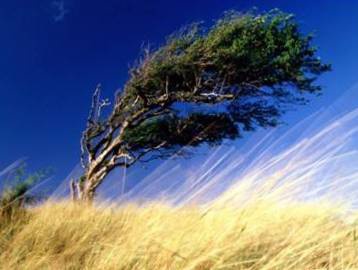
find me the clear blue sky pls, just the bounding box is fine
[1,1,357,187]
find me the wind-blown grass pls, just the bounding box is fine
[0,198,358,269]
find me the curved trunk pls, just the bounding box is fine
[70,173,103,203]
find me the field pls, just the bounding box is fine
[1,197,358,269]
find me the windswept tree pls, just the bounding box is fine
[72,9,330,201]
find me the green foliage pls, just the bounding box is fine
[125,9,329,98]
[123,113,239,150]
[0,166,52,220]
[118,9,330,152]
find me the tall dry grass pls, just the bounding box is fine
[1,198,358,270]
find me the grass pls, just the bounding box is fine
[1,198,358,269]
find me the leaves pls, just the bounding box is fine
[1,166,52,215]
[117,9,330,153]
[123,113,239,151]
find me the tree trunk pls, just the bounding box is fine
[70,174,99,203]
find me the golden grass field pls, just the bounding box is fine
[1,197,358,270]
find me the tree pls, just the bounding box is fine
[72,9,330,202]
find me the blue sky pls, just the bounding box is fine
[1,0,357,188]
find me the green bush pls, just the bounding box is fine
[0,166,51,221]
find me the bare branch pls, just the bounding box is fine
[89,84,102,123]
[98,98,111,118]
[80,84,112,169]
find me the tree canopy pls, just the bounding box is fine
[75,9,330,201]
